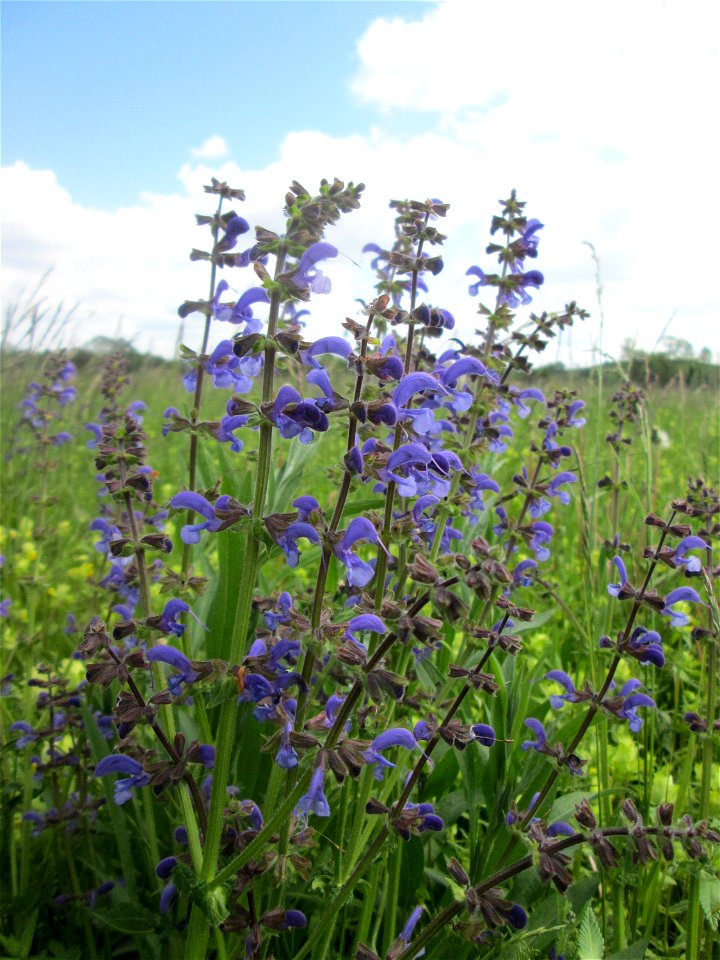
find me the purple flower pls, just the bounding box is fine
[614,681,656,733]
[276,722,298,769]
[661,586,704,627]
[146,643,200,693]
[521,718,548,753]
[344,614,386,654]
[85,422,103,449]
[155,856,178,879]
[472,723,496,747]
[362,242,385,270]
[545,670,585,710]
[504,270,544,307]
[156,599,191,637]
[403,800,444,835]
[276,522,321,567]
[466,472,500,519]
[373,355,404,381]
[673,536,709,574]
[510,387,546,419]
[529,521,554,562]
[10,721,37,749]
[345,444,364,474]
[292,496,320,521]
[279,910,307,930]
[264,591,293,631]
[567,400,586,427]
[399,906,424,946]
[193,745,216,768]
[393,372,448,409]
[548,471,577,504]
[294,765,330,819]
[513,559,538,587]
[383,443,433,497]
[94,754,151,804]
[216,414,248,453]
[335,517,388,588]
[466,265,488,296]
[607,555,628,597]
[294,242,338,295]
[269,386,329,442]
[364,728,418,780]
[506,791,541,826]
[510,219,544,270]
[159,883,178,914]
[304,336,353,368]
[217,214,250,252]
[429,307,455,330]
[170,492,224,544]
[624,626,665,668]
[439,356,487,388]
[546,821,575,837]
[323,694,346,729]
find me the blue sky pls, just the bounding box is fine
[2,0,719,364]
[2,1,428,206]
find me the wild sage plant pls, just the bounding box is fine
[3,180,718,960]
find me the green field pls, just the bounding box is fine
[1,343,717,960]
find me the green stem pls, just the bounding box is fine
[687,562,717,960]
[294,309,375,732]
[181,250,287,958]
[182,196,223,575]
[293,827,389,960]
[496,509,678,869]
[381,839,403,954]
[370,221,427,641]
[209,772,311,890]
[393,827,663,960]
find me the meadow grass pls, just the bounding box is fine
[1,344,717,960]
[1,176,718,960]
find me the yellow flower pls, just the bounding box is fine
[68,561,94,580]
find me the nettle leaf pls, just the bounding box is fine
[577,904,605,960]
[700,875,720,931]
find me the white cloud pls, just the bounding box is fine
[191,135,229,160]
[2,0,719,365]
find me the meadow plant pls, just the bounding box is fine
[1,178,718,960]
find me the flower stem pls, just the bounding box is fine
[294,310,375,732]
[182,197,223,575]
[686,560,718,959]
[185,248,287,959]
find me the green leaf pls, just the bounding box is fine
[699,875,720,931]
[577,904,605,960]
[435,788,469,826]
[96,905,159,935]
[510,607,556,633]
[415,657,446,692]
[606,938,649,960]
[80,707,138,899]
[548,790,592,825]
[566,875,599,917]
[204,676,238,710]
[267,431,328,515]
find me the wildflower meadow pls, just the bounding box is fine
[1,177,718,960]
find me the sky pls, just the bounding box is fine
[2,0,719,366]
